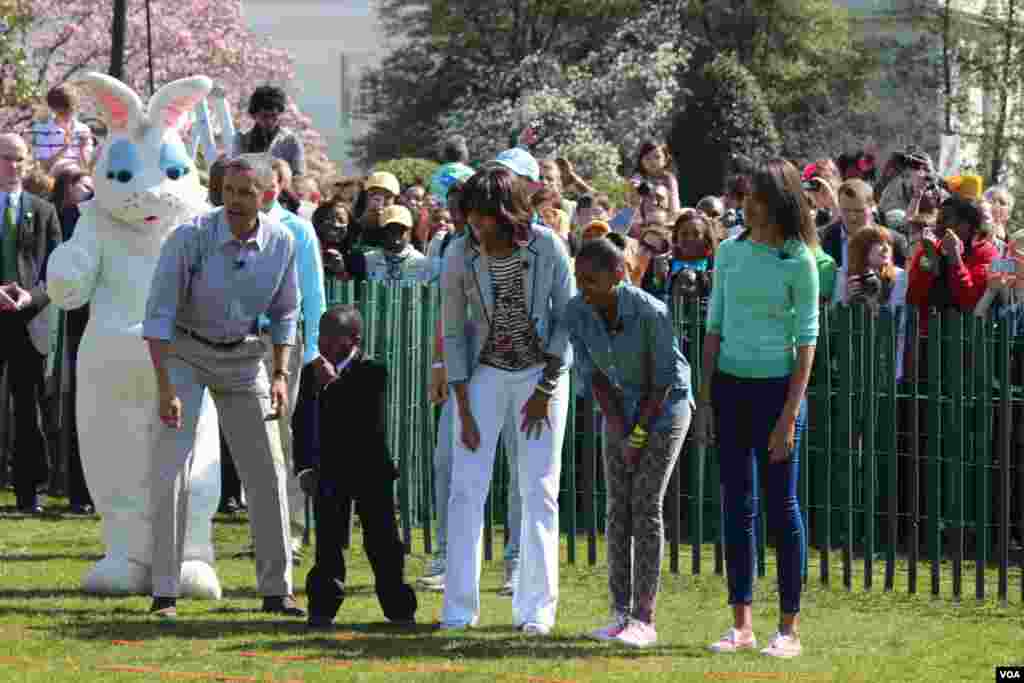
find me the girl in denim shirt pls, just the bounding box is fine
[566,238,693,648]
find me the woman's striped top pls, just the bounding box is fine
[478,253,545,371]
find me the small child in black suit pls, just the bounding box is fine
[292,305,417,628]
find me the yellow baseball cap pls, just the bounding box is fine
[365,171,400,196]
[380,205,414,229]
[582,220,611,240]
[946,174,983,200]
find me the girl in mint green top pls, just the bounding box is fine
[706,236,820,378]
[698,159,819,660]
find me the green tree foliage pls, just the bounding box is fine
[435,3,690,180]
[670,52,780,206]
[372,158,440,189]
[355,0,643,166]
[680,0,876,160]
[0,6,39,113]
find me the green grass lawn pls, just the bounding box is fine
[0,493,1021,683]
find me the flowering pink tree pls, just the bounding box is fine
[6,0,333,175]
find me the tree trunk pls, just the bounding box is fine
[990,0,1016,186]
[942,0,954,134]
[109,0,127,80]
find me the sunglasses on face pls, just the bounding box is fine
[640,240,668,253]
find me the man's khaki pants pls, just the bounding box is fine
[262,330,306,545]
[152,334,292,598]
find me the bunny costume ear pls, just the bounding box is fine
[74,72,145,133]
[149,75,214,131]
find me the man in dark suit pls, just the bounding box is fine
[292,304,417,628]
[0,133,62,513]
[822,178,909,269]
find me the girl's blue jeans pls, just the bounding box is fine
[712,371,807,615]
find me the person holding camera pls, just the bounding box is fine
[907,195,999,334]
[835,226,907,309]
[878,149,934,217]
[670,211,718,300]
[822,179,909,272]
[631,141,679,215]
[801,161,841,229]
[836,226,908,379]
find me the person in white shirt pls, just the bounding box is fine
[354,205,428,283]
[30,85,95,172]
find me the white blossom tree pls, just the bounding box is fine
[438,5,691,179]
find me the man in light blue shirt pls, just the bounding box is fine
[265,159,326,366]
[260,158,326,550]
[143,153,304,619]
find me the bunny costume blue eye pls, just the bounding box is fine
[105,140,140,184]
[160,138,191,181]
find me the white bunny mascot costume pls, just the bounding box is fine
[47,73,222,599]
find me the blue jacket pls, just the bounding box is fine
[441,225,575,384]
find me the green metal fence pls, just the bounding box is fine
[298,281,1024,604]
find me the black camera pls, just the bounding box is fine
[672,268,713,299]
[923,174,949,195]
[631,176,653,196]
[850,271,882,304]
[577,194,594,210]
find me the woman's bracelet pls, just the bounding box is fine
[627,424,648,449]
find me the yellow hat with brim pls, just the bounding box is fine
[946,175,984,201]
[582,220,611,239]
[366,171,401,196]
[380,205,414,229]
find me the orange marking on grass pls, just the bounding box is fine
[330,631,360,641]
[369,662,469,674]
[239,652,315,662]
[496,675,578,683]
[98,665,162,673]
[157,672,208,680]
[325,660,355,669]
[112,640,147,646]
[0,655,36,666]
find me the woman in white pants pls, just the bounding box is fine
[440,164,575,635]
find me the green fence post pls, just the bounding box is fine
[879,308,899,590]
[927,309,943,597]
[581,397,598,566]
[564,379,577,565]
[906,306,921,595]
[973,314,991,600]
[420,286,437,555]
[947,312,966,600]
[862,305,876,591]
[997,319,1011,604]
[812,303,834,585]
[683,296,706,575]
[834,306,854,590]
